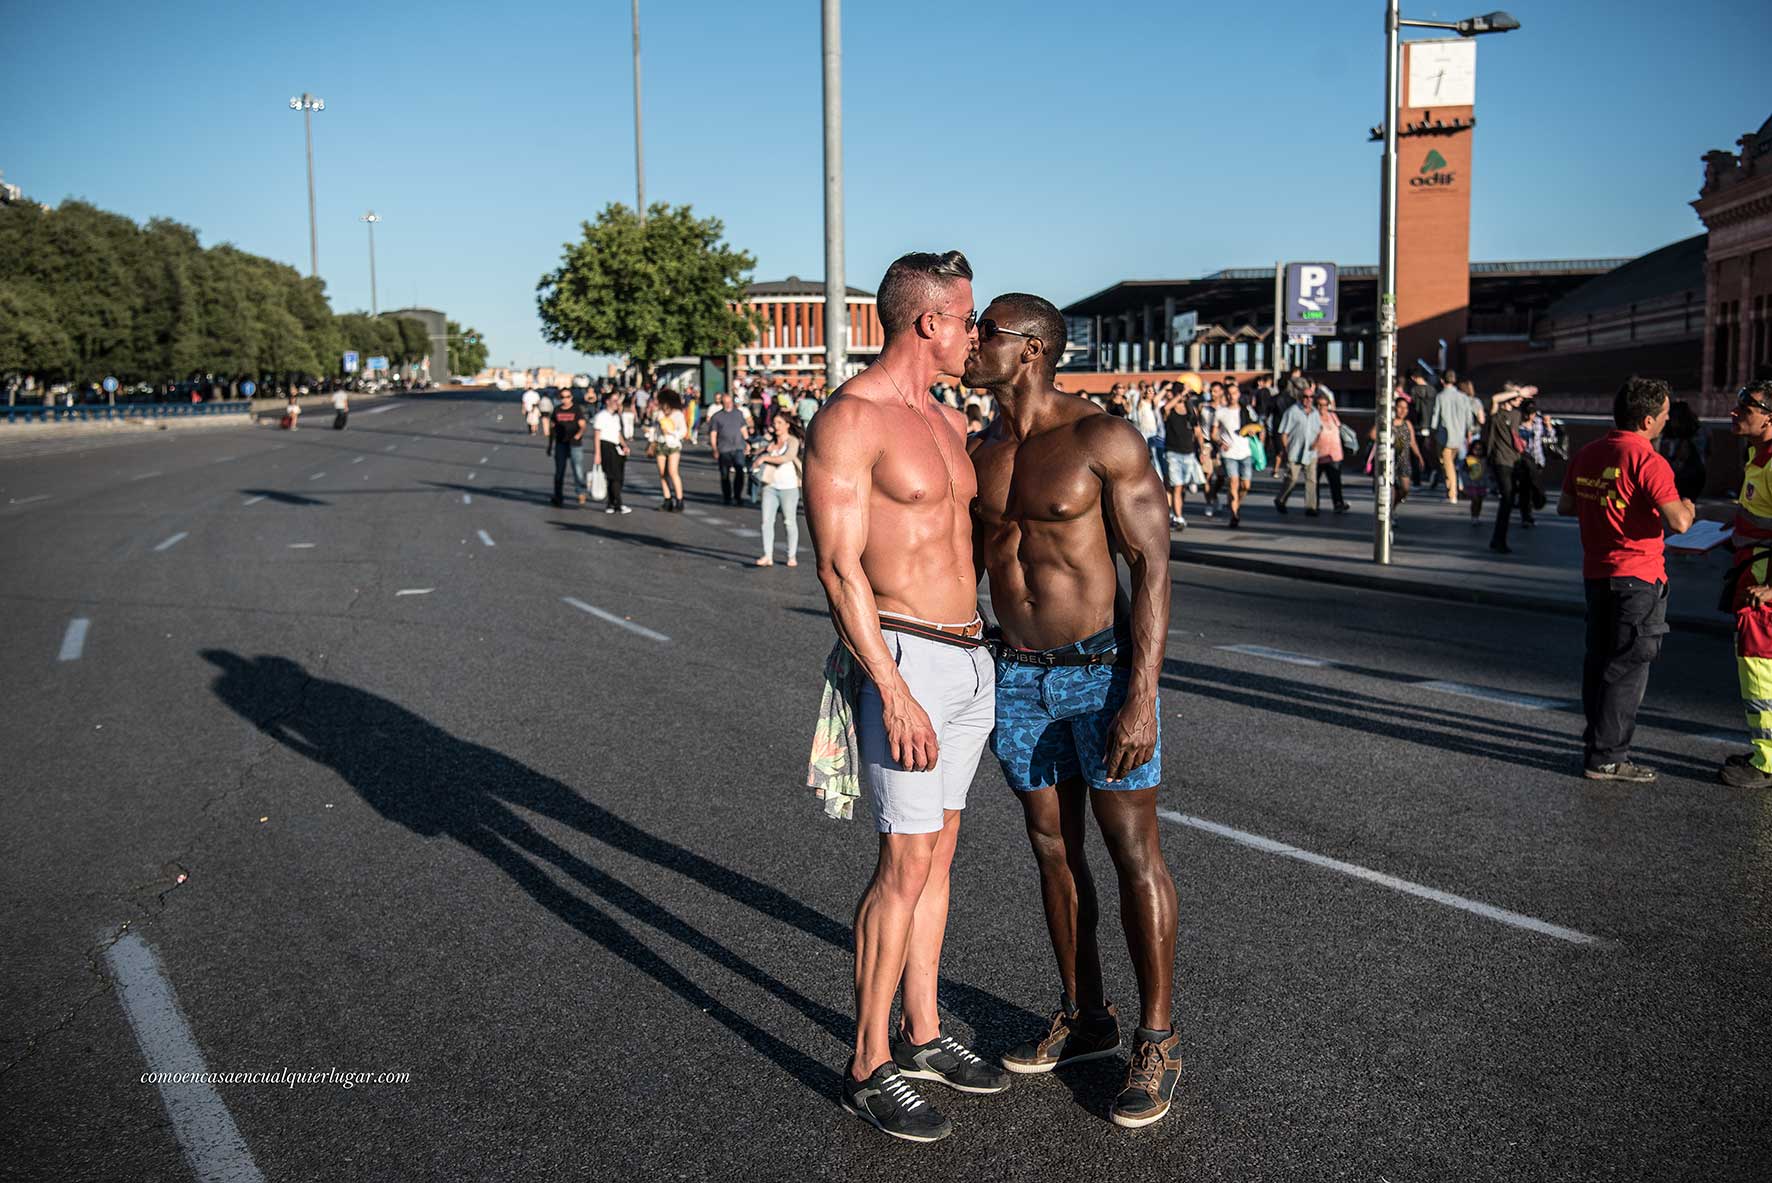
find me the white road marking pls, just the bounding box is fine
[478,456,488,464]
[130,471,163,481]
[351,456,365,465]
[59,617,90,662]
[212,455,236,463]
[287,543,316,549]
[462,494,472,505]
[395,588,434,596]
[1215,644,1336,668]
[307,472,325,481]
[9,494,51,505]
[730,527,758,537]
[684,507,707,516]
[562,596,670,642]
[104,931,266,1183]
[477,529,495,547]
[363,404,397,415]
[1414,680,1569,712]
[243,496,266,506]
[153,532,190,552]
[1157,809,1607,947]
[384,444,397,452]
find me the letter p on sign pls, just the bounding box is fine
[1300,266,1328,299]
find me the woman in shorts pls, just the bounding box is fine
[652,389,688,511]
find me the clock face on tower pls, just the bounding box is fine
[1406,38,1476,108]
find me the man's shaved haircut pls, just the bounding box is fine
[990,292,1067,376]
[876,250,973,339]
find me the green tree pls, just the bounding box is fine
[447,320,488,377]
[391,316,430,367]
[0,279,75,379]
[537,202,759,383]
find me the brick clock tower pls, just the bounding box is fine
[1394,37,1477,376]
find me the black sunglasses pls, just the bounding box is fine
[1738,388,1772,415]
[977,317,1036,344]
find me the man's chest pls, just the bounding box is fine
[973,436,1099,526]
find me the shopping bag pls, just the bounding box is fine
[590,465,608,502]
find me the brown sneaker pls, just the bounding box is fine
[1001,999,1120,1074]
[1111,1029,1182,1128]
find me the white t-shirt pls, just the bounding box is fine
[592,409,624,448]
[332,391,348,411]
[1214,405,1251,460]
[762,438,800,489]
[538,396,554,415]
[522,389,539,410]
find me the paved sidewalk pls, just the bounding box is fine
[1168,469,1736,635]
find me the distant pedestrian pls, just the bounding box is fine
[1311,390,1350,514]
[1369,400,1423,510]
[1429,376,1477,501]
[1162,387,1206,531]
[548,387,587,509]
[1211,386,1254,529]
[331,388,349,430]
[1718,380,1772,788]
[797,388,821,426]
[522,387,540,434]
[1275,386,1322,515]
[705,392,752,506]
[753,412,803,567]
[592,390,631,514]
[1485,385,1534,554]
[1558,376,1693,783]
[652,389,688,512]
[283,393,301,431]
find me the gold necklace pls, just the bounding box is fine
[880,363,958,501]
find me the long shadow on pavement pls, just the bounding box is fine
[550,519,756,567]
[240,488,329,506]
[199,651,1040,1097]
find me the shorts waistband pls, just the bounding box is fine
[991,625,1125,667]
[879,612,987,650]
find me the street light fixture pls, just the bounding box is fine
[289,93,324,278]
[1372,5,1517,565]
[360,211,381,316]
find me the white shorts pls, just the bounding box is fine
[857,631,994,834]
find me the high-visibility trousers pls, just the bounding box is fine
[1732,551,1772,772]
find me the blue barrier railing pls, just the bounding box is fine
[1,401,253,424]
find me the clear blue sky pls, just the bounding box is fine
[6,0,1766,371]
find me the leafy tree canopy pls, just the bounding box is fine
[536,203,759,381]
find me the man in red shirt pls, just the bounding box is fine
[1558,377,1694,782]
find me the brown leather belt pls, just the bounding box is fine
[878,615,987,650]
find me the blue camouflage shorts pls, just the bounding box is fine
[989,626,1162,793]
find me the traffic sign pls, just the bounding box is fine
[366,356,389,372]
[241,380,257,397]
[1284,262,1339,335]
[101,376,119,394]
[343,350,359,374]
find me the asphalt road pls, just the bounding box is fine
[2,390,1768,1182]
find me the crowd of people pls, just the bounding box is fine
[517,377,830,568]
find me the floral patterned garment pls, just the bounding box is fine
[807,642,863,820]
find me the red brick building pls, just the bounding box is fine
[732,277,882,386]
[1694,115,1772,397]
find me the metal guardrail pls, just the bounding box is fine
[1,401,252,424]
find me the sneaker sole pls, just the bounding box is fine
[840,1098,952,1143]
[1110,1100,1172,1129]
[895,1067,1010,1094]
[1581,769,1654,782]
[1001,1046,1121,1075]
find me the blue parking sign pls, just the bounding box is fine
[343,351,359,374]
[1284,263,1339,335]
[241,380,257,397]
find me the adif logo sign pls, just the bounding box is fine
[1412,147,1456,188]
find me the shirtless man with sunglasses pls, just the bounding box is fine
[805,250,1009,1143]
[963,293,1184,1129]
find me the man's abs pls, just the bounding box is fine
[986,518,1118,650]
[863,497,977,623]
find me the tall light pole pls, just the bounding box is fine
[360,211,381,316]
[288,93,324,277]
[631,0,646,224]
[1373,6,1517,564]
[821,0,846,389]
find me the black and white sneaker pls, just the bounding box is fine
[841,1060,953,1143]
[891,1028,1010,1094]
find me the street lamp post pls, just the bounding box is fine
[360,212,381,316]
[821,0,846,389]
[631,0,646,224]
[1373,6,1517,564]
[288,93,325,278]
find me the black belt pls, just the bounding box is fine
[878,616,987,650]
[989,642,1124,668]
